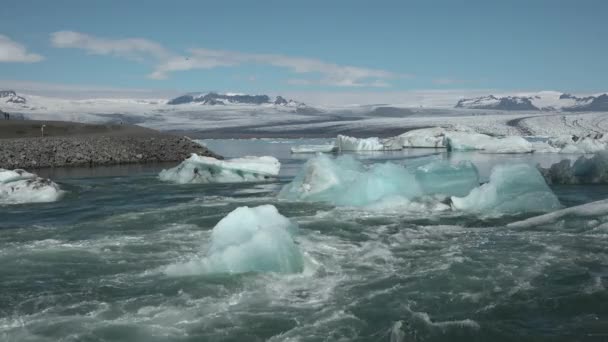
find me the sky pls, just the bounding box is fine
[0,0,607,101]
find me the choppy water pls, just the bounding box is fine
[1,139,607,342]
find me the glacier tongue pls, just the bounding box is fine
[165,205,304,275]
[451,164,561,213]
[0,169,64,204]
[279,155,480,207]
[159,154,280,184]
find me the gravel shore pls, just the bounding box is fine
[0,121,221,169]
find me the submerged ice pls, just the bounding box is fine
[0,169,64,204]
[165,205,304,275]
[159,154,280,184]
[279,154,479,207]
[451,164,561,213]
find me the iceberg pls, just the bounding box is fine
[0,169,64,204]
[279,155,479,206]
[451,164,561,213]
[290,144,337,153]
[539,152,608,184]
[335,135,391,151]
[165,205,304,275]
[159,154,280,184]
[548,134,608,154]
[445,132,534,153]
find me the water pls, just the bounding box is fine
[1,139,607,341]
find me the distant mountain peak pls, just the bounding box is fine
[167,92,305,107]
[0,90,27,104]
[456,92,608,112]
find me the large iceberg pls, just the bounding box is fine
[451,164,561,213]
[165,205,304,275]
[383,126,474,149]
[159,154,280,184]
[445,132,534,153]
[279,154,479,206]
[539,152,608,184]
[0,169,64,204]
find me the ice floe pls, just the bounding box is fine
[165,205,304,275]
[159,154,280,184]
[0,169,64,204]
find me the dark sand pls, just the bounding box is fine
[0,120,161,139]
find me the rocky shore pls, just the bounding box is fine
[0,121,221,169]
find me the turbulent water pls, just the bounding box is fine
[1,139,607,342]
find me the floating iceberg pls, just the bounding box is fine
[335,135,391,151]
[539,152,608,184]
[383,126,474,149]
[507,199,608,229]
[548,134,608,154]
[451,164,561,213]
[445,132,534,153]
[165,205,304,275]
[159,154,280,184]
[0,169,64,204]
[290,144,337,153]
[279,155,479,206]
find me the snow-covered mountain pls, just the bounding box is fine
[0,90,27,105]
[455,92,608,112]
[167,92,306,107]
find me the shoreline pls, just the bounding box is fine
[0,120,221,170]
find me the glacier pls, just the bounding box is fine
[451,164,561,213]
[159,154,280,184]
[165,205,304,275]
[539,152,608,184]
[0,169,64,204]
[278,154,479,207]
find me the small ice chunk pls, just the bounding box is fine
[0,169,64,204]
[159,154,280,184]
[290,144,337,153]
[451,164,561,213]
[165,205,304,275]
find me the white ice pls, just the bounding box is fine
[451,164,561,213]
[159,154,280,184]
[290,144,337,153]
[279,155,479,207]
[0,169,64,204]
[445,132,535,153]
[507,199,608,228]
[165,205,304,275]
[335,135,389,151]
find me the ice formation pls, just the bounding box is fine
[335,135,393,151]
[383,126,474,149]
[539,152,608,184]
[0,169,64,204]
[290,144,337,153]
[165,205,304,275]
[444,132,534,153]
[507,199,608,229]
[548,134,608,154]
[159,154,280,184]
[451,164,561,213]
[279,155,479,206]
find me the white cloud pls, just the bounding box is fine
[0,35,44,63]
[50,31,170,61]
[50,31,403,87]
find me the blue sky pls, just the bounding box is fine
[1,0,607,98]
